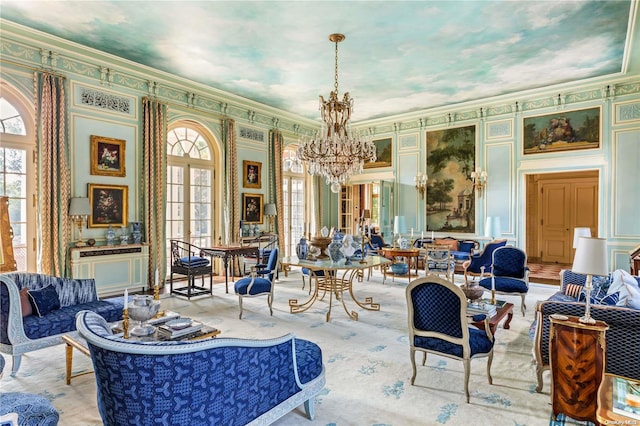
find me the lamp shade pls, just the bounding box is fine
[484,216,502,240]
[572,227,591,248]
[69,197,91,216]
[572,237,608,276]
[393,216,407,234]
[263,203,277,216]
[362,209,371,219]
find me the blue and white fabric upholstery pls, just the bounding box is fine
[479,246,529,316]
[0,273,125,376]
[76,310,325,426]
[425,245,455,283]
[533,270,640,393]
[234,247,279,319]
[462,239,507,283]
[406,276,494,403]
[0,354,60,425]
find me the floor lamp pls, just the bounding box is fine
[572,237,608,324]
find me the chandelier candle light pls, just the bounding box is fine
[415,172,428,199]
[297,33,376,193]
[471,167,487,196]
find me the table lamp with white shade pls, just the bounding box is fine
[572,227,591,248]
[485,216,502,241]
[572,237,608,324]
[393,216,407,248]
[69,197,92,247]
[263,203,277,233]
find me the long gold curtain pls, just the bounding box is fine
[142,97,167,288]
[268,130,284,253]
[34,72,70,276]
[223,118,240,244]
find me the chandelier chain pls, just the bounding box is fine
[334,39,339,94]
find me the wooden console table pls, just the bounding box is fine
[550,315,608,425]
[202,245,259,293]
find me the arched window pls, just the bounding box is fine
[0,89,36,271]
[165,124,215,267]
[282,147,305,256]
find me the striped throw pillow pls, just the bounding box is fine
[564,283,583,299]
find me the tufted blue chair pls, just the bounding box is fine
[462,239,507,283]
[478,246,529,315]
[234,247,279,319]
[75,310,325,426]
[0,354,59,425]
[169,240,213,298]
[406,276,494,403]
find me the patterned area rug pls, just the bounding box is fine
[4,271,576,425]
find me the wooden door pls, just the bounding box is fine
[541,183,571,263]
[539,176,598,263]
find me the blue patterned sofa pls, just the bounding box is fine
[0,272,125,376]
[76,310,325,426]
[532,269,640,392]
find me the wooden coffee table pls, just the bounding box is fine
[470,301,514,335]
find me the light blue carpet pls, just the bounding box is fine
[3,270,567,425]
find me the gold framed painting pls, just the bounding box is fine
[243,160,262,189]
[90,135,126,177]
[364,138,392,169]
[242,193,263,224]
[522,107,600,155]
[88,183,128,228]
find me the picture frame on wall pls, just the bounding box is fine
[425,125,476,234]
[364,138,392,169]
[90,135,126,177]
[242,193,263,224]
[88,183,128,228]
[522,106,600,155]
[243,160,262,189]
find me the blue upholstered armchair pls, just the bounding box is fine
[406,276,494,403]
[479,246,529,315]
[462,239,507,283]
[76,310,325,426]
[234,247,279,319]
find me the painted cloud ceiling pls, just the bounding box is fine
[1,1,633,121]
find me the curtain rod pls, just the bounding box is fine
[1,58,67,79]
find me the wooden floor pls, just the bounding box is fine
[526,262,568,285]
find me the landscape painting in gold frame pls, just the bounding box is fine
[364,138,392,169]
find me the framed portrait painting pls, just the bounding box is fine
[243,160,262,189]
[242,193,263,224]
[88,183,128,228]
[364,138,392,169]
[522,107,600,155]
[90,135,126,177]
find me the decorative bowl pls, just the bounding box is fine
[166,318,192,330]
[390,263,409,275]
[462,284,484,301]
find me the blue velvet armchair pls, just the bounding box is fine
[406,276,494,403]
[234,247,279,319]
[462,239,507,283]
[76,310,326,426]
[479,246,529,315]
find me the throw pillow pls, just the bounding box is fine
[27,285,61,317]
[19,287,33,317]
[434,239,458,252]
[625,282,640,310]
[564,283,583,299]
[607,269,640,307]
[578,288,620,306]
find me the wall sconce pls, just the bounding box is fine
[69,197,91,247]
[414,172,428,199]
[471,167,487,196]
[263,203,277,233]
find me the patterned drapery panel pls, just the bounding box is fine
[34,72,70,276]
[223,119,239,244]
[142,97,167,288]
[268,130,284,253]
[313,175,323,233]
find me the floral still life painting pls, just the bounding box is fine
[90,135,126,177]
[523,107,600,155]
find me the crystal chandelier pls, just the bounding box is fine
[298,33,376,193]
